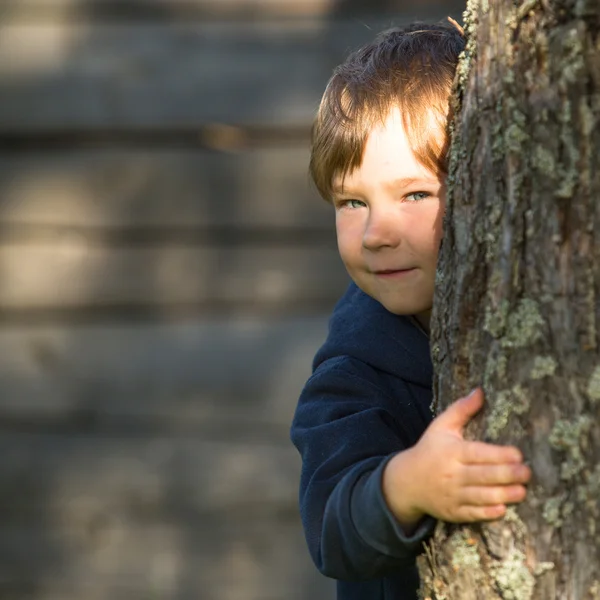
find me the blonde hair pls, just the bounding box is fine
[310,21,465,201]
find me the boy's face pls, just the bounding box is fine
[332,107,445,319]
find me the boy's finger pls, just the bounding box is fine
[461,463,531,486]
[460,484,528,507]
[448,503,507,523]
[435,387,484,432]
[462,441,524,465]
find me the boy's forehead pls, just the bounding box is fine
[325,105,448,199]
[331,116,442,193]
[329,109,402,192]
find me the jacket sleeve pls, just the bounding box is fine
[290,356,436,581]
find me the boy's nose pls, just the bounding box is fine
[362,210,401,251]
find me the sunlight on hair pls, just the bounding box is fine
[309,23,466,202]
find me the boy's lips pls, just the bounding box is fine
[373,267,417,277]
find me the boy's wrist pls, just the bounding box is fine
[382,449,426,532]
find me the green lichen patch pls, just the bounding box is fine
[531,145,556,176]
[455,0,479,89]
[504,506,528,540]
[585,465,600,495]
[543,493,567,527]
[449,531,481,570]
[486,385,530,441]
[501,299,545,349]
[485,244,499,264]
[505,111,530,154]
[586,366,600,403]
[563,499,574,519]
[492,119,506,161]
[559,98,573,125]
[455,51,472,90]
[560,27,585,85]
[463,0,479,36]
[487,203,503,228]
[549,416,593,480]
[484,352,508,388]
[530,356,557,380]
[491,548,535,600]
[580,98,596,137]
[484,300,510,339]
[504,68,515,85]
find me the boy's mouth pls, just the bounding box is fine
[374,268,416,277]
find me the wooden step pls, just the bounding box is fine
[1,0,465,22]
[0,148,333,229]
[0,316,330,426]
[0,242,347,315]
[0,19,395,129]
[0,505,333,600]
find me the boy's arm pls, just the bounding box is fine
[291,357,436,580]
[291,369,532,581]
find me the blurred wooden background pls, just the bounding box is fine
[0,1,464,598]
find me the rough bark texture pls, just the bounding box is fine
[418,0,600,598]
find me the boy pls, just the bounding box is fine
[290,22,532,600]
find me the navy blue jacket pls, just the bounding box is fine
[291,283,437,599]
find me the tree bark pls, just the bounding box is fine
[418,0,600,598]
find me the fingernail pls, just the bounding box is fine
[467,388,478,398]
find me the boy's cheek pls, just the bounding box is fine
[335,225,362,260]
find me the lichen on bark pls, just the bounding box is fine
[420,0,600,597]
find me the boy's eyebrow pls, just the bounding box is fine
[331,176,440,197]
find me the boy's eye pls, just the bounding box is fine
[406,191,430,202]
[338,199,366,209]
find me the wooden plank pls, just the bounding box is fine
[0,316,336,599]
[0,316,329,428]
[0,148,333,228]
[0,18,400,129]
[0,433,334,599]
[0,515,333,600]
[0,0,336,21]
[0,434,301,513]
[0,124,310,151]
[0,243,347,312]
[0,0,465,23]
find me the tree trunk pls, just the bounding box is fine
[418,0,600,598]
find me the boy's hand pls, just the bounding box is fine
[382,388,531,528]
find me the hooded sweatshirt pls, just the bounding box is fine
[290,283,437,600]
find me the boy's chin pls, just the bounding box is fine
[363,290,431,317]
[382,303,424,317]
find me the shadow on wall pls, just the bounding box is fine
[0,0,464,598]
[0,316,336,599]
